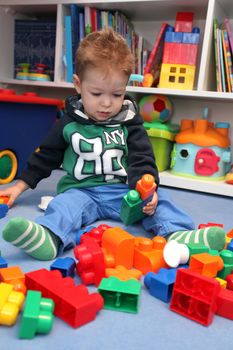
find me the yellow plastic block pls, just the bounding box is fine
[0,282,25,326]
[158,63,196,90]
[216,277,227,288]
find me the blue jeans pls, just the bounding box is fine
[36,184,195,254]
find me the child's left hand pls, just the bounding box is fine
[142,192,158,216]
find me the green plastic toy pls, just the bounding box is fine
[98,276,141,313]
[19,290,54,339]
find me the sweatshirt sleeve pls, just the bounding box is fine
[18,117,68,189]
[126,123,159,189]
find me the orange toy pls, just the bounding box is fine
[135,174,157,201]
[133,236,168,274]
[101,227,135,269]
[0,266,26,294]
[189,253,224,278]
[0,196,10,204]
[105,265,142,281]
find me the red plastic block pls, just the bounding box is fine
[226,273,233,290]
[74,236,105,286]
[216,288,233,320]
[163,42,198,65]
[198,222,224,229]
[25,269,104,328]
[135,174,156,201]
[80,224,111,246]
[175,12,194,32]
[170,268,221,326]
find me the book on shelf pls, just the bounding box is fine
[214,18,233,93]
[14,19,56,79]
[143,22,169,87]
[64,16,73,83]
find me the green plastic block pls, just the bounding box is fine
[98,276,141,313]
[187,243,209,256]
[217,250,233,279]
[120,190,144,225]
[19,290,54,339]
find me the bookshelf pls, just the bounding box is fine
[0,0,233,197]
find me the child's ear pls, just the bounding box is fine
[73,74,81,93]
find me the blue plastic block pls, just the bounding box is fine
[50,257,76,277]
[0,204,8,219]
[75,225,96,245]
[0,256,8,268]
[165,31,183,43]
[144,268,177,302]
[227,240,233,252]
[182,32,200,44]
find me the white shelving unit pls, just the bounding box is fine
[0,0,233,197]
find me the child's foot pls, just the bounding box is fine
[167,226,226,251]
[2,217,59,260]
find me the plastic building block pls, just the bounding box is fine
[98,276,141,313]
[182,31,200,44]
[19,290,54,339]
[217,250,233,279]
[170,268,221,326]
[133,237,168,274]
[101,227,135,269]
[74,235,105,286]
[50,257,76,277]
[198,222,224,229]
[75,225,96,245]
[0,257,8,268]
[144,268,177,302]
[0,195,9,204]
[159,63,196,90]
[135,174,157,201]
[186,243,209,259]
[0,282,25,326]
[0,204,8,219]
[227,228,233,238]
[216,277,227,288]
[226,273,233,290]
[163,240,189,268]
[189,253,224,278]
[79,224,111,246]
[162,42,199,65]
[164,30,183,43]
[25,268,103,328]
[105,265,142,281]
[120,189,144,225]
[0,266,26,294]
[227,239,233,252]
[216,288,233,320]
[175,12,194,32]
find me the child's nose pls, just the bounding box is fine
[101,96,111,107]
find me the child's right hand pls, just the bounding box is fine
[0,180,29,208]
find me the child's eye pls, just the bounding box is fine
[91,92,101,96]
[113,94,123,97]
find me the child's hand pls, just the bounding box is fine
[0,180,29,208]
[142,192,158,216]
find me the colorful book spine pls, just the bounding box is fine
[218,28,226,92]
[213,18,221,92]
[64,16,73,82]
[222,29,232,92]
[224,18,233,55]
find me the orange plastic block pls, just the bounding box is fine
[189,253,224,278]
[105,265,142,281]
[135,174,156,201]
[227,229,233,238]
[0,266,26,294]
[133,237,168,274]
[0,196,9,204]
[101,227,135,269]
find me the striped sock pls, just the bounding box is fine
[2,217,59,260]
[167,226,226,251]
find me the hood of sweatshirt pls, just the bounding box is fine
[64,94,144,126]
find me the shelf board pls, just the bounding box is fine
[159,171,233,197]
[0,78,74,89]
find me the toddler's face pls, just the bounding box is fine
[73,68,128,122]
